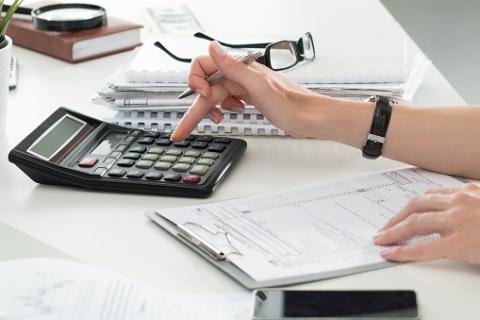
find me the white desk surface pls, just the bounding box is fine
[1,0,479,318]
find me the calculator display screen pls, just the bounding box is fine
[27,115,86,160]
[91,133,125,155]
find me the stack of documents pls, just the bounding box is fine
[94,34,431,136]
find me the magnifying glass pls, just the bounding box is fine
[2,3,107,32]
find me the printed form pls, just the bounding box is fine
[158,168,464,282]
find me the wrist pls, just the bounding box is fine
[300,94,375,148]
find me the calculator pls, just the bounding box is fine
[8,108,247,197]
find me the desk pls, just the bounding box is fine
[1,0,479,318]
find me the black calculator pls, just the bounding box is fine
[8,108,247,197]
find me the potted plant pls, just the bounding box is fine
[0,0,22,137]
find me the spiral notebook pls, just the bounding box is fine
[109,108,284,135]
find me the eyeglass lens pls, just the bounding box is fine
[302,33,315,60]
[269,41,298,70]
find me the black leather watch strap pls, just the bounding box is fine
[362,96,393,159]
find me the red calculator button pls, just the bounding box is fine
[183,175,201,184]
[78,157,98,168]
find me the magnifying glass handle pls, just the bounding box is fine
[1,5,33,15]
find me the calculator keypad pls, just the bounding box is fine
[84,131,233,185]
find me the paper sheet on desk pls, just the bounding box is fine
[0,258,250,320]
[157,168,464,283]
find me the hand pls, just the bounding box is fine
[373,182,480,265]
[170,41,319,141]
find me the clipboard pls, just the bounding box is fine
[146,210,394,289]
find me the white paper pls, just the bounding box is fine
[0,258,250,320]
[158,168,464,282]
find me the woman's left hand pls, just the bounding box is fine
[373,182,480,265]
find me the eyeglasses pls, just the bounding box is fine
[154,32,316,72]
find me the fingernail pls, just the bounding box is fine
[380,247,394,258]
[198,90,207,97]
[212,41,227,57]
[373,231,384,240]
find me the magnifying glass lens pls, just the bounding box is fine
[36,8,104,22]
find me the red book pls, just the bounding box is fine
[4,16,142,63]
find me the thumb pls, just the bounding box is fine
[208,41,260,88]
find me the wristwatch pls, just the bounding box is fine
[362,96,394,159]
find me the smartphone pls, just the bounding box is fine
[252,289,419,320]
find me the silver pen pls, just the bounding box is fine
[177,50,263,99]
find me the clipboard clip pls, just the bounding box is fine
[176,222,243,261]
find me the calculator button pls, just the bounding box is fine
[160,155,177,162]
[108,169,125,177]
[196,136,213,142]
[123,153,141,160]
[127,170,145,178]
[143,131,160,138]
[117,159,135,167]
[174,140,190,148]
[178,157,196,164]
[124,136,136,143]
[161,132,172,138]
[135,160,154,169]
[154,161,172,170]
[138,137,154,145]
[190,165,209,176]
[191,141,208,149]
[145,172,163,180]
[202,152,219,159]
[94,167,107,175]
[197,158,214,166]
[185,135,196,141]
[116,144,128,152]
[148,147,164,154]
[213,137,231,144]
[131,130,142,136]
[208,143,226,153]
[104,157,116,164]
[164,173,182,182]
[142,154,159,161]
[110,151,122,158]
[165,149,182,156]
[184,150,201,158]
[129,146,147,153]
[79,157,98,168]
[183,175,201,184]
[156,139,172,146]
[172,163,190,172]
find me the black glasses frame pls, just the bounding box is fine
[154,32,315,71]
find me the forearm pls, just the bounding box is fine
[302,94,480,179]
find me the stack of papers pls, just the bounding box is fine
[94,34,430,136]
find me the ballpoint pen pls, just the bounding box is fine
[177,50,263,99]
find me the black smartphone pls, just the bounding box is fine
[252,289,419,320]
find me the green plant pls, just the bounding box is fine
[0,0,23,38]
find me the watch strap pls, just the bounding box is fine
[362,96,392,159]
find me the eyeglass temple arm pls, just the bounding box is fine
[194,32,271,49]
[296,38,305,62]
[154,41,192,63]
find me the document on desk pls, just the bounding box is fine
[0,258,250,320]
[153,168,464,286]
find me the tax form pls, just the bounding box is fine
[155,168,464,285]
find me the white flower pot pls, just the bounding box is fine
[0,35,12,137]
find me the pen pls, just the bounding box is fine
[177,50,263,99]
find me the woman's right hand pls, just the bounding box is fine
[170,41,321,141]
